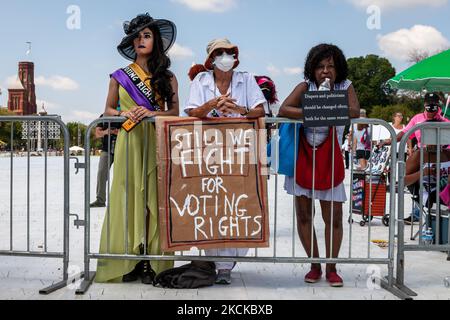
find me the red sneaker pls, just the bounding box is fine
[304,268,322,283]
[326,271,344,287]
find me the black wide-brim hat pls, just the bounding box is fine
[117,13,177,61]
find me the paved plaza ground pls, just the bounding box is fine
[0,156,449,300]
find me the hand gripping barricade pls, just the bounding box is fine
[394,122,450,299]
[0,116,82,294]
[72,116,412,299]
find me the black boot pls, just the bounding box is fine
[122,261,142,282]
[141,260,156,285]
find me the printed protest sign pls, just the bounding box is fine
[156,117,269,252]
[302,91,350,127]
[352,172,365,214]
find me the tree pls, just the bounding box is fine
[65,121,100,150]
[67,122,87,147]
[369,104,418,124]
[347,55,396,113]
[391,94,423,115]
[407,47,450,64]
[0,108,23,150]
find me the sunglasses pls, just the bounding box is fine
[425,104,439,113]
[213,49,235,56]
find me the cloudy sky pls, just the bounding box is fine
[0,0,449,123]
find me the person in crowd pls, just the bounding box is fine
[389,112,412,157]
[382,93,450,150]
[185,38,266,285]
[404,145,450,214]
[255,75,278,143]
[278,43,360,287]
[352,109,371,170]
[90,114,121,208]
[341,133,351,170]
[95,13,179,284]
[391,112,405,134]
[255,75,278,118]
[381,93,450,223]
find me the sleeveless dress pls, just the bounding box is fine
[95,67,173,283]
[284,80,352,203]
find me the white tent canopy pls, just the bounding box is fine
[372,124,392,142]
[69,146,84,153]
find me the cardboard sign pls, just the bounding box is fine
[302,91,350,127]
[156,117,270,252]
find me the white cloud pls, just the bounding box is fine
[4,75,79,91]
[267,64,281,76]
[283,67,304,76]
[171,0,237,13]
[347,0,447,10]
[35,76,79,91]
[168,43,195,60]
[0,86,6,107]
[267,65,303,76]
[5,75,18,87]
[69,111,98,123]
[377,25,450,61]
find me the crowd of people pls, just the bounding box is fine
[90,13,449,289]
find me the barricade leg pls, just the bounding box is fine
[76,120,97,295]
[76,272,96,295]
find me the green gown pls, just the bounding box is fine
[95,85,173,283]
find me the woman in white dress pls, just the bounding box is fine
[185,38,266,285]
[278,44,360,287]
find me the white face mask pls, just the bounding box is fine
[213,53,236,72]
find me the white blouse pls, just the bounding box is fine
[184,71,266,118]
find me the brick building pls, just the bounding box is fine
[8,61,37,115]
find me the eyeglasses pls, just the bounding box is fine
[395,114,403,118]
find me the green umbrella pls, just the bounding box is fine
[387,49,450,92]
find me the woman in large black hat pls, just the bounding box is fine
[95,13,179,284]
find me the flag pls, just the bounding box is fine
[26,42,31,55]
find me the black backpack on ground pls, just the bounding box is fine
[153,261,216,289]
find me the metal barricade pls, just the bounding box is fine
[0,115,78,294]
[76,117,406,299]
[394,122,450,298]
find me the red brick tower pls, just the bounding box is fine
[8,61,37,115]
[19,62,37,115]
